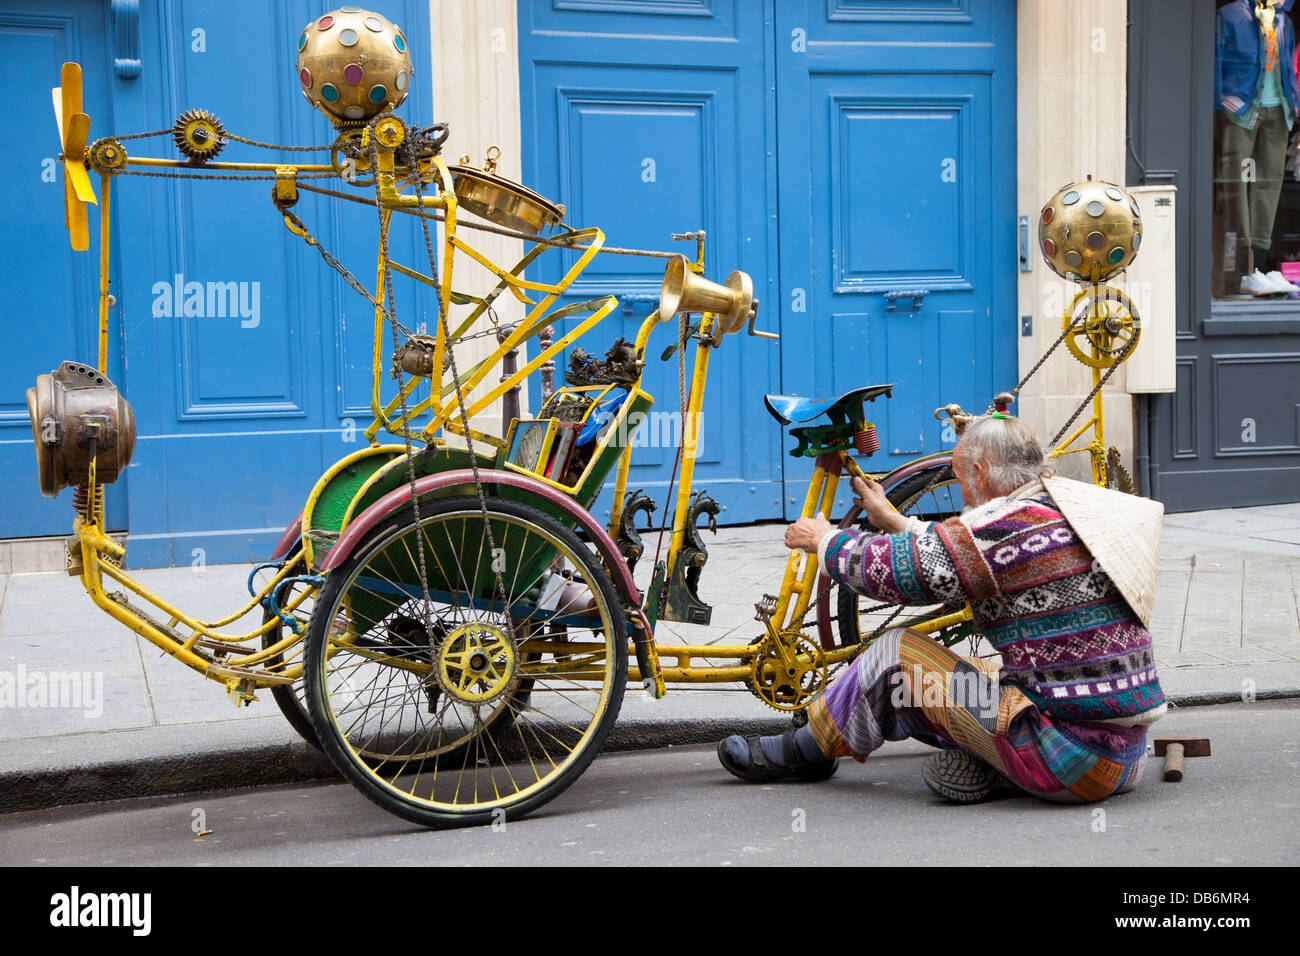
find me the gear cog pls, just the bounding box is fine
[87,138,127,175]
[747,634,828,712]
[172,108,226,163]
[1107,446,1136,495]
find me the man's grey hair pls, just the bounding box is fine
[958,415,1050,493]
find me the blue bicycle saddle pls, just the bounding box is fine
[762,384,896,426]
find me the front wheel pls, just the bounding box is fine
[303,495,627,829]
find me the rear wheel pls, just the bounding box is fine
[304,496,627,829]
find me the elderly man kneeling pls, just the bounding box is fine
[718,414,1166,803]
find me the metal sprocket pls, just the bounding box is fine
[172,108,226,162]
[747,634,828,712]
[1062,286,1140,369]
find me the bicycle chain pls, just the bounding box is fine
[1047,310,1139,449]
[98,123,333,153]
[1007,287,1140,449]
[361,121,518,705]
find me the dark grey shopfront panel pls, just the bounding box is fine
[1128,0,1300,510]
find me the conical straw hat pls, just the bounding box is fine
[1041,475,1164,627]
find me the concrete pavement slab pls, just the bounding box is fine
[0,501,1296,814]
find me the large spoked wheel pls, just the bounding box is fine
[831,462,971,650]
[259,553,320,749]
[304,496,627,829]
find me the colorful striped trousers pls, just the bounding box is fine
[806,628,1151,802]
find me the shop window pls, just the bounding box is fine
[1214,0,1300,300]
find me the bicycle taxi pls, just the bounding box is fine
[28,8,1144,828]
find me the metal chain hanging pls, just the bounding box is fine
[362,122,517,668]
[1008,285,1140,448]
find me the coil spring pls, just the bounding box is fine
[71,485,104,522]
[854,423,880,456]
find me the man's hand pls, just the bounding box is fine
[785,515,833,554]
[852,476,908,534]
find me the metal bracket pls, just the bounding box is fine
[110,0,142,80]
[883,288,930,313]
[1018,214,1031,272]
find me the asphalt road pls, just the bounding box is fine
[1,700,1296,866]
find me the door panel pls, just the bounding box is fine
[518,1,783,525]
[105,0,430,566]
[774,0,1017,517]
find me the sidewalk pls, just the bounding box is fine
[1,503,1298,813]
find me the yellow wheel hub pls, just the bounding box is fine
[88,138,127,175]
[373,116,406,149]
[436,622,517,705]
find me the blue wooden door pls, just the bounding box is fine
[774,0,1018,517]
[115,0,432,567]
[517,0,784,527]
[0,0,126,536]
[1,0,432,565]
[519,0,1017,526]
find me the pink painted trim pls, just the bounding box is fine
[319,469,641,607]
[270,510,304,560]
[881,452,954,488]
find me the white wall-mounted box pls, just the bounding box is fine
[1122,184,1177,393]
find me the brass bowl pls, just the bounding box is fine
[449,166,565,235]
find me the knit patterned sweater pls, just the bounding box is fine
[818,487,1166,724]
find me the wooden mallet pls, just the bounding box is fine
[1153,737,1211,782]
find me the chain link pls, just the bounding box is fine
[405,139,517,648]
[364,124,441,649]
[223,131,333,152]
[1008,285,1140,449]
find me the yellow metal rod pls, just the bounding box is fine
[665,314,717,567]
[97,173,111,373]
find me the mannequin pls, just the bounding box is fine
[1217,0,1300,292]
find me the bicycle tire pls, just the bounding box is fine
[304,495,627,829]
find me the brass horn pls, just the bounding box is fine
[658,254,756,335]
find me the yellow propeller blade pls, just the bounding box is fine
[66,160,97,206]
[63,113,96,205]
[66,110,90,158]
[66,176,89,251]
[59,62,82,150]
[52,86,64,143]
